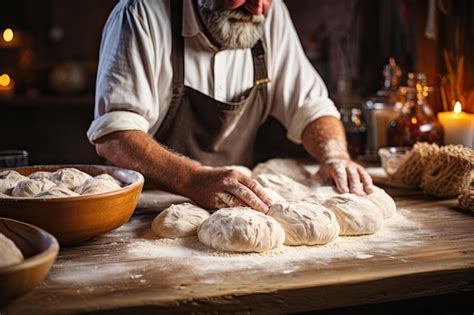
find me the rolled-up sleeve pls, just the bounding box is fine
[265,1,340,144]
[87,3,159,144]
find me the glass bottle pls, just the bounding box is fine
[387,73,444,146]
[340,108,367,159]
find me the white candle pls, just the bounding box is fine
[437,102,474,148]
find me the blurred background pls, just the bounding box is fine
[0,0,472,164]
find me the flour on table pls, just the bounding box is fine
[252,158,311,183]
[268,201,339,246]
[0,170,28,194]
[49,168,92,190]
[323,194,383,235]
[152,203,210,239]
[198,207,285,253]
[0,233,24,268]
[11,178,56,197]
[255,173,310,201]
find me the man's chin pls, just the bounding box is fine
[217,24,264,49]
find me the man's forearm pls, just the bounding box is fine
[301,116,350,163]
[95,130,201,194]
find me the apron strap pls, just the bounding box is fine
[251,40,271,86]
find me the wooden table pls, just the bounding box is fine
[2,187,474,314]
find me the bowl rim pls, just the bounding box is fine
[0,164,145,202]
[0,217,59,273]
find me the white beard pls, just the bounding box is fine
[197,3,265,50]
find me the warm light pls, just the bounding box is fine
[0,74,11,87]
[454,101,462,114]
[3,28,14,42]
[411,117,417,124]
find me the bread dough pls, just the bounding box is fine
[0,233,24,267]
[262,187,286,203]
[255,174,309,201]
[198,207,285,252]
[75,178,122,195]
[94,173,122,186]
[0,170,28,194]
[252,158,310,182]
[36,186,80,198]
[268,201,340,246]
[28,171,52,180]
[152,203,210,238]
[323,194,383,235]
[11,178,56,197]
[364,186,397,219]
[49,168,92,190]
[304,186,340,204]
[222,165,253,177]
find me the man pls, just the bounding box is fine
[87,0,374,214]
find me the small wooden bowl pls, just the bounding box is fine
[0,165,144,244]
[0,217,59,305]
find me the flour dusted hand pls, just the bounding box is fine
[198,207,285,253]
[152,203,210,238]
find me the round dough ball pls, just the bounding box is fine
[0,233,24,267]
[222,165,253,177]
[323,194,383,236]
[49,168,92,190]
[304,186,340,204]
[268,201,340,246]
[75,178,122,195]
[94,173,122,186]
[152,203,210,238]
[252,158,310,182]
[198,207,285,253]
[255,174,309,201]
[364,186,396,219]
[0,171,28,195]
[11,179,56,197]
[36,186,80,198]
[28,171,52,181]
[263,187,286,203]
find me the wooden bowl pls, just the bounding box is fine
[0,217,59,305]
[0,165,144,244]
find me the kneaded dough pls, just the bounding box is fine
[268,201,340,246]
[262,187,286,203]
[49,168,92,190]
[28,171,52,181]
[323,194,383,236]
[36,186,80,198]
[75,178,122,195]
[222,165,253,177]
[152,203,210,238]
[0,170,28,194]
[364,186,397,219]
[11,178,56,197]
[198,207,285,253]
[255,174,309,201]
[252,158,310,183]
[94,173,122,186]
[304,186,340,204]
[0,233,24,267]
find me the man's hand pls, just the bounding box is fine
[184,166,272,213]
[316,158,374,195]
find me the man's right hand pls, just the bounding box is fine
[183,166,272,213]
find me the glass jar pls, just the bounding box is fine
[387,73,444,146]
[340,108,367,159]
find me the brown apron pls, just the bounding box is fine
[155,0,271,167]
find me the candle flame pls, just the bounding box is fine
[2,28,14,42]
[454,101,462,114]
[0,74,11,87]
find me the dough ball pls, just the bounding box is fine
[75,178,122,195]
[268,201,339,246]
[263,187,286,203]
[0,233,24,267]
[198,207,285,253]
[94,173,122,186]
[11,179,56,197]
[304,186,340,204]
[364,186,397,219]
[49,168,92,190]
[0,171,28,194]
[323,194,383,236]
[255,174,309,201]
[222,165,253,177]
[252,158,311,183]
[152,203,210,238]
[28,171,52,181]
[36,186,80,198]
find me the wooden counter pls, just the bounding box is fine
[2,187,474,314]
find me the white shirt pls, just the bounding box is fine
[87,0,340,144]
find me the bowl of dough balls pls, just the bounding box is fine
[0,165,144,244]
[0,217,59,305]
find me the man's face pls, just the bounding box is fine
[197,0,273,50]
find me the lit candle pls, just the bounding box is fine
[437,102,474,148]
